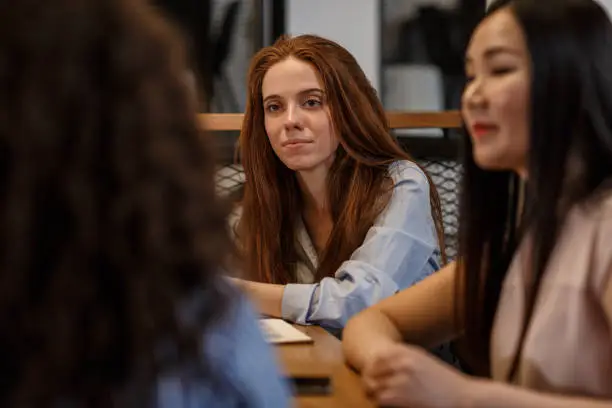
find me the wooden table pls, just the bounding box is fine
[275,325,375,408]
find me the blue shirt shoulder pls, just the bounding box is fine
[157,290,292,407]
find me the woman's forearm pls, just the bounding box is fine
[343,261,461,371]
[468,378,612,408]
[233,279,285,318]
[343,308,403,372]
[390,261,461,346]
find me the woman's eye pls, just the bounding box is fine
[303,98,322,108]
[266,103,281,112]
[491,67,515,76]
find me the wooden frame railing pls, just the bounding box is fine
[202,110,464,159]
[199,110,463,131]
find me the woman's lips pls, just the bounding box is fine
[471,123,499,138]
[282,139,313,147]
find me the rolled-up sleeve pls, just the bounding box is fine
[281,162,440,329]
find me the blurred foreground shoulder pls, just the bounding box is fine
[158,284,293,407]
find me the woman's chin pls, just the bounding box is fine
[280,158,316,172]
[473,149,510,172]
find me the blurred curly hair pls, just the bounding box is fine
[0,0,231,405]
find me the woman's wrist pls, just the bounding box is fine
[460,377,508,408]
[238,280,285,318]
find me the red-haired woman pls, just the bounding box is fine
[231,35,447,333]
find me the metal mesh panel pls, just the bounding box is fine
[417,159,462,260]
[215,163,245,197]
[214,160,462,259]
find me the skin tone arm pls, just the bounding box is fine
[230,278,285,317]
[343,260,461,372]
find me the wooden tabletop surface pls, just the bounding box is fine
[275,325,375,408]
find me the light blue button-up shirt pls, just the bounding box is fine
[281,160,441,331]
[229,160,441,332]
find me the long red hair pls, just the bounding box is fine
[238,35,446,284]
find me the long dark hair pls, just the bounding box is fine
[0,0,231,405]
[459,0,612,377]
[238,35,446,284]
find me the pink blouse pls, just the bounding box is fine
[491,192,612,397]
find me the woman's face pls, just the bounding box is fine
[261,57,339,174]
[462,8,531,177]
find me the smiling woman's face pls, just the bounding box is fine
[462,8,531,176]
[261,57,339,173]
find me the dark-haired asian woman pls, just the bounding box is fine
[343,0,612,406]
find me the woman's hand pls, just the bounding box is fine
[362,343,476,408]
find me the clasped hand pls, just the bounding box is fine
[361,343,477,408]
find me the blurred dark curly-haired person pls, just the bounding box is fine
[0,0,290,406]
